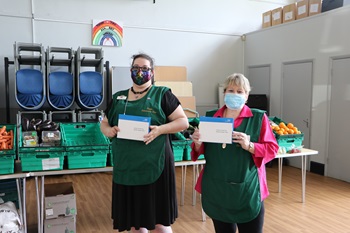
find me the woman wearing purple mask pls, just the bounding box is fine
[191,73,279,233]
[100,53,189,233]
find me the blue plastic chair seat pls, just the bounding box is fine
[16,69,44,109]
[48,71,74,110]
[78,71,103,109]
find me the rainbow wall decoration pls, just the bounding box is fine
[92,20,123,47]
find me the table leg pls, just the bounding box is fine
[35,176,41,233]
[180,165,187,206]
[192,165,196,206]
[22,178,27,233]
[16,178,27,233]
[41,176,45,233]
[301,155,306,203]
[201,202,206,222]
[278,157,283,193]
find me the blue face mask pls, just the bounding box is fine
[224,93,246,110]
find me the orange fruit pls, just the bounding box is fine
[287,123,294,129]
[279,122,286,128]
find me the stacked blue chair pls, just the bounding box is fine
[46,47,75,110]
[14,42,46,110]
[75,47,104,110]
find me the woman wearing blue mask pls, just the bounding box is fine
[191,73,279,233]
[100,53,189,233]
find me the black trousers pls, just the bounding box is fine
[212,202,265,233]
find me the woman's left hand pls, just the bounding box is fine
[144,125,161,145]
[232,131,250,150]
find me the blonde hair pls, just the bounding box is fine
[223,73,251,94]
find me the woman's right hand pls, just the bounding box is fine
[100,117,120,138]
[191,128,202,147]
[106,126,120,138]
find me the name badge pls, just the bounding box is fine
[117,95,127,100]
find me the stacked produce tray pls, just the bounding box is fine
[60,123,110,169]
[0,124,17,174]
[172,140,188,162]
[269,116,304,153]
[18,127,65,172]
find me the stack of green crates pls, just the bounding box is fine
[172,140,188,162]
[61,122,110,169]
[181,139,205,161]
[18,127,65,172]
[0,124,16,175]
[269,116,304,152]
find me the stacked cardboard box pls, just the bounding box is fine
[309,0,322,16]
[262,10,272,28]
[296,0,309,20]
[262,0,322,28]
[271,7,283,26]
[44,182,77,233]
[283,3,297,23]
[154,66,197,118]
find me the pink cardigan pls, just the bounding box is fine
[191,105,278,201]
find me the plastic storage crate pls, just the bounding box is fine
[18,127,65,171]
[172,140,193,162]
[0,154,16,175]
[181,139,205,161]
[20,151,65,172]
[0,124,16,155]
[0,124,17,174]
[61,123,109,169]
[269,116,304,152]
[108,144,113,166]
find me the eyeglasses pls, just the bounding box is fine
[131,66,152,72]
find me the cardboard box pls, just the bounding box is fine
[309,0,322,16]
[178,96,197,118]
[262,11,272,28]
[154,81,193,96]
[45,182,77,219]
[154,66,187,81]
[283,3,296,23]
[44,216,76,233]
[296,0,309,19]
[271,7,283,26]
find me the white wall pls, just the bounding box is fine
[0,0,293,122]
[244,6,350,166]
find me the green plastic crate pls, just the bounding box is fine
[0,124,16,155]
[66,150,108,169]
[20,151,65,172]
[0,154,15,175]
[172,140,193,162]
[61,123,109,151]
[269,116,304,152]
[18,127,65,153]
[108,145,113,166]
[181,140,205,161]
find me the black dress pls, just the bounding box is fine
[106,90,180,231]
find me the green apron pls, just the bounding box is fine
[202,109,264,223]
[107,86,169,185]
